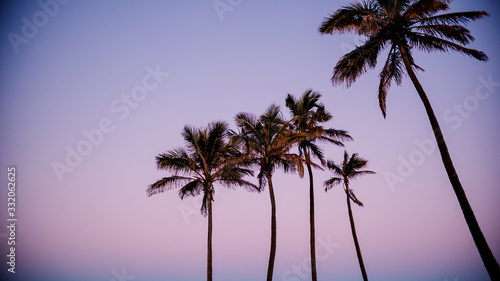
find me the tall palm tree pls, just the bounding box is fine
[324,150,375,281]
[286,89,352,281]
[318,0,499,278]
[147,121,257,281]
[230,104,304,281]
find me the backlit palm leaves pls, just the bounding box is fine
[319,0,488,117]
[319,0,499,278]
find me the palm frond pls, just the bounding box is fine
[147,175,195,197]
[347,188,364,207]
[313,104,333,123]
[324,128,353,142]
[257,168,268,191]
[215,163,255,185]
[234,112,258,132]
[332,32,388,86]
[319,1,381,36]
[156,148,194,172]
[285,93,299,115]
[219,175,259,192]
[351,170,377,180]
[378,45,404,118]
[200,190,213,217]
[348,153,368,170]
[414,24,474,44]
[206,121,229,164]
[324,177,342,192]
[261,104,284,126]
[305,142,326,166]
[326,160,344,177]
[182,125,209,173]
[178,180,204,199]
[406,32,488,61]
[404,0,450,21]
[275,153,303,178]
[418,11,489,25]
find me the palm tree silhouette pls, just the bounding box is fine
[319,0,499,278]
[325,150,375,281]
[147,121,257,281]
[230,104,304,281]
[286,89,352,281]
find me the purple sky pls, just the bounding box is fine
[1,1,499,280]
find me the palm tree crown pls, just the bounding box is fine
[148,121,257,210]
[286,89,352,165]
[325,150,375,204]
[231,104,304,188]
[319,0,488,117]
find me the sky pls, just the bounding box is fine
[0,0,499,280]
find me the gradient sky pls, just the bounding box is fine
[1,1,499,280]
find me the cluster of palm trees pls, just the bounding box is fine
[148,0,499,280]
[148,89,373,281]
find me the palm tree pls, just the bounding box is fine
[230,104,304,281]
[324,150,375,281]
[147,121,257,281]
[285,89,352,281]
[318,0,499,278]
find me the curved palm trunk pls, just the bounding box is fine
[399,44,500,279]
[266,173,277,281]
[346,184,368,281]
[305,151,318,281]
[207,193,213,281]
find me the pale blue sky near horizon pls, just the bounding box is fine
[0,0,499,280]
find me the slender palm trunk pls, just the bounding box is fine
[399,44,500,279]
[305,151,318,281]
[346,184,368,281]
[207,192,213,281]
[266,173,277,281]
